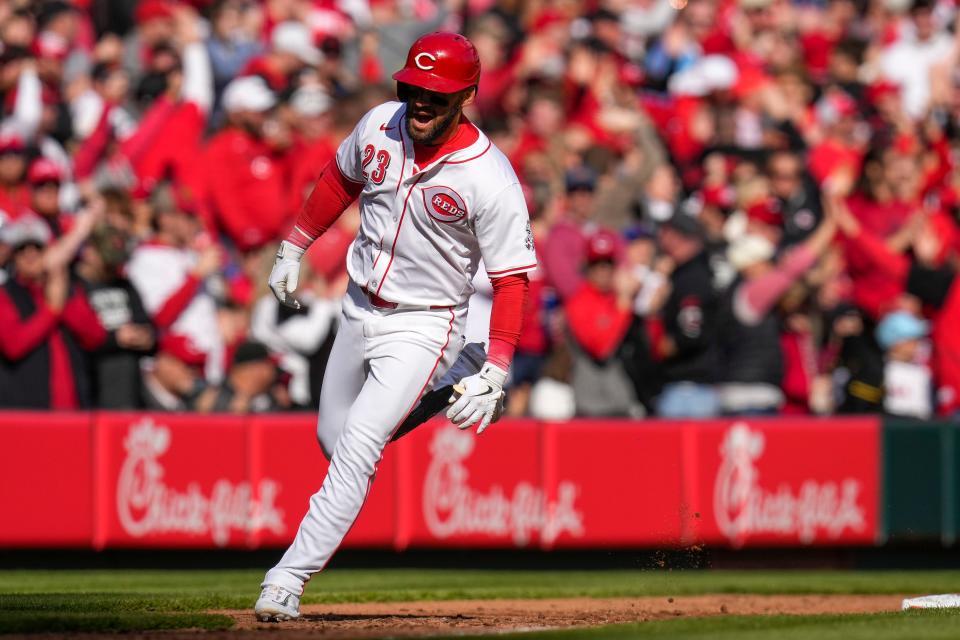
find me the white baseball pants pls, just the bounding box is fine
[263,280,465,594]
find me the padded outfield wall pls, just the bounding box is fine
[1,412,946,550]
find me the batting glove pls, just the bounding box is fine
[446,363,508,434]
[268,241,304,309]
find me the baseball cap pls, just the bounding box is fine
[586,229,619,263]
[727,233,775,270]
[565,165,597,193]
[159,334,207,367]
[661,206,703,238]
[0,130,25,154]
[291,85,332,117]
[744,198,783,227]
[668,55,738,97]
[272,22,322,66]
[876,311,929,349]
[222,76,277,113]
[816,90,859,126]
[0,213,52,249]
[32,30,70,61]
[868,79,900,103]
[135,0,177,24]
[232,341,272,366]
[27,158,63,185]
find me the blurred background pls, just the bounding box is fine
[2,0,960,420]
[2,0,960,557]
[0,0,960,419]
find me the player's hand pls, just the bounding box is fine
[446,363,507,434]
[269,240,305,309]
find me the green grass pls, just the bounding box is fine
[1,569,960,635]
[488,610,960,640]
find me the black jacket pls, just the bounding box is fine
[661,251,720,384]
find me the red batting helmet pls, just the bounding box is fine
[392,32,480,94]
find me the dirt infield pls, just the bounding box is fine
[202,594,904,638]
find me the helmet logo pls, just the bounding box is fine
[415,52,437,71]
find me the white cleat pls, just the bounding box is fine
[254,584,301,622]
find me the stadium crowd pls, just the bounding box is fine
[0,0,959,420]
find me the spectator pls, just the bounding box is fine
[528,342,576,421]
[617,227,670,413]
[195,341,281,413]
[0,214,106,409]
[127,186,224,383]
[240,21,321,93]
[123,0,178,81]
[142,334,208,411]
[504,258,550,417]
[205,0,263,117]
[0,131,29,218]
[876,311,933,419]
[717,213,837,415]
[903,223,960,419]
[879,0,955,120]
[77,223,155,409]
[543,166,622,301]
[286,85,335,214]
[823,302,884,414]
[653,209,721,418]
[767,149,823,246]
[122,7,213,197]
[26,158,64,234]
[200,75,292,251]
[250,261,340,409]
[564,230,641,417]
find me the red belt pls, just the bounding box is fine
[367,290,399,309]
[365,290,452,311]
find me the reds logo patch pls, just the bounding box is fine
[422,186,468,224]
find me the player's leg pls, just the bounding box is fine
[314,286,368,459]
[261,306,464,599]
[391,340,485,441]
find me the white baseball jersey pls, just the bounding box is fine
[263,101,534,597]
[336,101,537,306]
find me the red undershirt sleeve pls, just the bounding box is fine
[286,159,364,249]
[486,273,529,370]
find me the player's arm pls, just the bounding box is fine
[446,272,529,433]
[447,182,537,433]
[486,273,528,369]
[269,159,363,308]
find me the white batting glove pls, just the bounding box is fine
[268,241,304,309]
[446,363,508,434]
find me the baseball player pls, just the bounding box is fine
[255,32,536,621]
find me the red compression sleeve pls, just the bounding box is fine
[286,159,364,249]
[487,273,529,370]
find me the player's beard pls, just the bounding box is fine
[405,97,464,145]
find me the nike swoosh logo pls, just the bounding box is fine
[380,123,393,131]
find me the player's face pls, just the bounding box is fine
[402,84,474,144]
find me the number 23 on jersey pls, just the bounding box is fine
[361,144,391,184]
